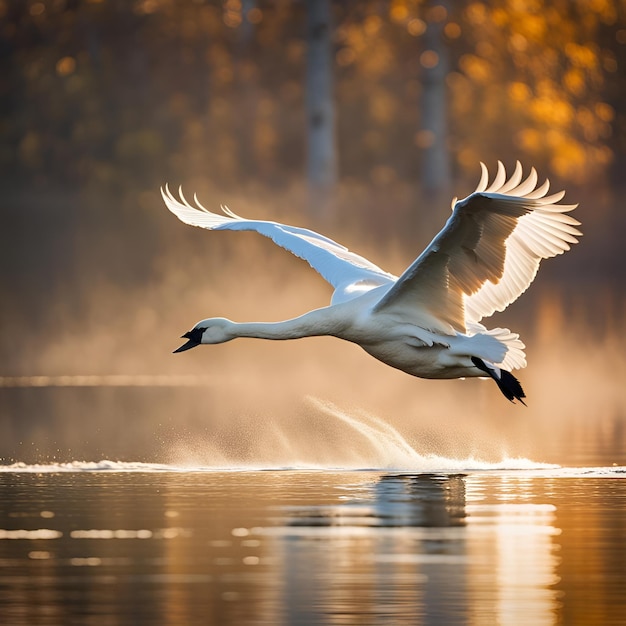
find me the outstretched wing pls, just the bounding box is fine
[374,162,581,333]
[161,186,395,297]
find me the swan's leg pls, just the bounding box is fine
[471,357,527,405]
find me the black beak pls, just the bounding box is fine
[174,331,200,353]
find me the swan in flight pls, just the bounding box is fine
[162,162,581,403]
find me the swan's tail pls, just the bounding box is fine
[466,324,527,371]
[471,357,527,405]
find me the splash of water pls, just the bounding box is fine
[0,397,571,473]
[0,460,178,473]
[306,397,557,472]
[0,460,623,477]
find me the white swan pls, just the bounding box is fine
[161,162,581,403]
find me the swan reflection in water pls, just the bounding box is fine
[287,473,467,529]
[268,473,561,626]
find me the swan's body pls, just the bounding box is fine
[162,162,581,403]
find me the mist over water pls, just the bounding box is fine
[1,294,625,468]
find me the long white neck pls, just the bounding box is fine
[228,306,348,341]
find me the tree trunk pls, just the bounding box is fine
[419,1,451,198]
[305,0,337,213]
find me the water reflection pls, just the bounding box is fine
[465,476,561,626]
[1,469,623,625]
[254,473,561,625]
[284,473,466,528]
[258,475,468,624]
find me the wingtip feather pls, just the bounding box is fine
[497,160,523,193]
[484,160,507,193]
[476,162,489,192]
[221,204,242,219]
[194,193,210,213]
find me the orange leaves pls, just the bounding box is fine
[565,42,600,69]
[459,54,491,83]
[453,0,616,184]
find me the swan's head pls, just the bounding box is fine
[174,318,233,353]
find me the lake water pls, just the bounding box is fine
[0,463,624,626]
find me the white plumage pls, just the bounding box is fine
[162,162,581,403]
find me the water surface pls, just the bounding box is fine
[0,463,624,625]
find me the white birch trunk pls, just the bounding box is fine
[420,1,451,197]
[306,0,337,208]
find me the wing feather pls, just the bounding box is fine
[496,160,523,193]
[161,186,394,295]
[484,160,509,192]
[374,162,581,332]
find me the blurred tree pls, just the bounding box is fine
[419,0,451,197]
[305,0,338,211]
